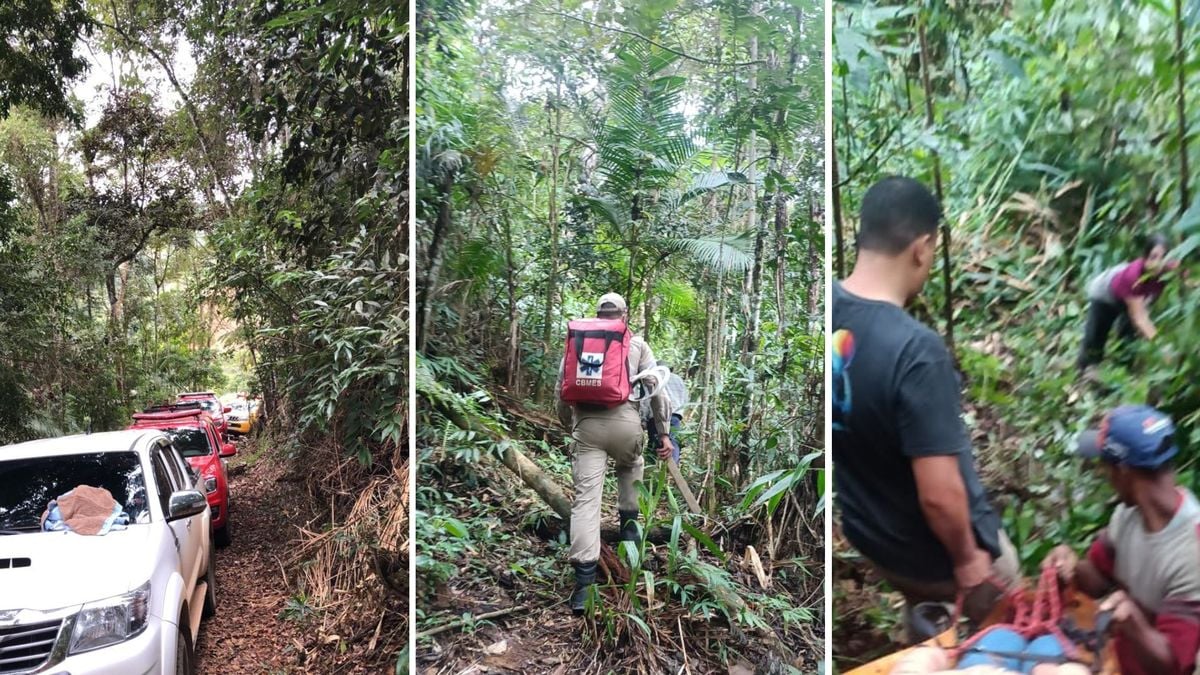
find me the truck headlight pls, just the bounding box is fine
[204,476,218,493]
[70,581,150,653]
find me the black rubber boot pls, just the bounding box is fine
[569,561,597,615]
[618,509,640,544]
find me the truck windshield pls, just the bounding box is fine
[165,428,213,458]
[0,452,149,531]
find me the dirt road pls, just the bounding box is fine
[194,447,314,674]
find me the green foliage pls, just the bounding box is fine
[834,0,1200,662]
[0,0,91,122]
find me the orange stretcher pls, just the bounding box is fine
[845,587,1118,675]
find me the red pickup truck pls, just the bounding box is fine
[129,404,236,547]
[176,391,231,440]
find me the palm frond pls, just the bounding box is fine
[665,231,756,273]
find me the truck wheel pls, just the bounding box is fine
[214,521,232,548]
[176,619,195,675]
[202,548,217,619]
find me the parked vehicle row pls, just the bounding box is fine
[130,404,236,548]
[0,391,253,673]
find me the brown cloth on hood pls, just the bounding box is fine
[41,485,118,535]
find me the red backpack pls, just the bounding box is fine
[559,318,632,407]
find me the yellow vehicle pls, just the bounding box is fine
[224,397,262,436]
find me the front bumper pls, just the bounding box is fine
[207,500,227,529]
[5,611,163,675]
[226,419,251,434]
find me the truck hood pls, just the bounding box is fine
[0,527,158,612]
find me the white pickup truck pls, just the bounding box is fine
[0,430,217,674]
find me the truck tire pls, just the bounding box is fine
[202,548,217,619]
[175,618,195,675]
[214,521,232,548]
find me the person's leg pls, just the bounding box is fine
[1078,300,1120,372]
[610,419,645,543]
[567,419,608,612]
[669,414,682,464]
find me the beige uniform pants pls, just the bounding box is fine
[567,408,644,564]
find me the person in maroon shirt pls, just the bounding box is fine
[1077,234,1180,374]
[1046,405,1200,675]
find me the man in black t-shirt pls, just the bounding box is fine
[832,176,1017,637]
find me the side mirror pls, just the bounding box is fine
[166,490,207,521]
[220,442,237,458]
[223,406,232,413]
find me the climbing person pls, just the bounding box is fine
[1044,404,1200,675]
[556,292,672,615]
[1077,233,1180,376]
[832,176,1018,640]
[640,368,687,463]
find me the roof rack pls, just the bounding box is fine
[144,401,205,413]
[131,409,206,422]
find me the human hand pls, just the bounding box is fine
[658,436,673,460]
[1099,589,1144,634]
[1043,544,1079,584]
[953,548,993,590]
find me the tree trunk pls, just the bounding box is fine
[502,211,521,392]
[735,8,763,487]
[918,17,955,357]
[641,266,655,342]
[538,73,563,400]
[417,172,455,353]
[832,132,845,279]
[773,188,788,375]
[697,277,715,465]
[1175,0,1190,211]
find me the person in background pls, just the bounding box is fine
[832,176,1018,640]
[1078,233,1180,376]
[641,368,686,463]
[1045,405,1200,675]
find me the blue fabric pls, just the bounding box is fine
[958,628,1027,672]
[1021,635,1066,673]
[957,630,1070,673]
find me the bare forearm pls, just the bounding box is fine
[1128,301,1157,339]
[917,473,977,566]
[1134,314,1157,340]
[1074,559,1114,598]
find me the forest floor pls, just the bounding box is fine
[194,439,313,673]
[831,534,900,672]
[416,458,822,674]
[194,437,405,674]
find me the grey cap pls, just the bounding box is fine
[597,292,627,312]
[1075,429,1104,460]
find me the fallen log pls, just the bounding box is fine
[430,397,573,522]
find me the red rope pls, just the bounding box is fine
[949,566,1081,662]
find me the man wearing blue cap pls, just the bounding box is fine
[1045,405,1200,675]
